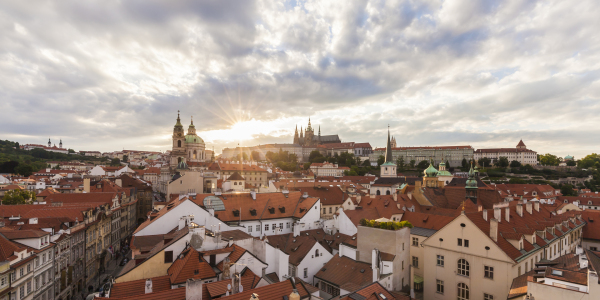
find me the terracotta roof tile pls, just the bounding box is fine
[315,254,372,288]
[109,275,171,298]
[168,247,217,284]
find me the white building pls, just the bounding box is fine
[474,140,538,166]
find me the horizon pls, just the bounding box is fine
[1,1,599,158]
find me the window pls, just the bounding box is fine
[402,260,404,270]
[458,238,462,246]
[484,293,494,300]
[437,255,444,266]
[304,268,308,278]
[316,249,319,257]
[20,286,24,299]
[518,266,521,276]
[436,280,444,294]
[329,207,332,214]
[279,223,283,229]
[457,259,469,277]
[256,225,260,231]
[248,226,252,233]
[164,251,173,263]
[412,256,418,268]
[457,283,469,300]
[525,262,528,272]
[265,224,269,231]
[27,281,31,293]
[412,237,419,246]
[484,266,494,279]
[591,247,598,251]
[20,268,23,277]
[464,239,469,247]
[286,222,290,229]
[323,208,326,214]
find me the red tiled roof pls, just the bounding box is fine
[205,268,260,298]
[168,247,217,284]
[315,254,372,288]
[109,275,171,298]
[217,278,312,300]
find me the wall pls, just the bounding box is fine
[422,214,515,300]
[335,210,357,236]
[339,244,356,260]
[527,281,590,300]
[296,242,333,283]
[115,250,171,283]
[409,233,425,277]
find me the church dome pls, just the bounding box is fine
[185,134,204,144]
[424,163,438,177]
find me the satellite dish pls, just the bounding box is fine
[227,284,232,290]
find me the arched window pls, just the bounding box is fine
[386,190,391,195]
[376,190,381,196]
[177,140,182,147]
[193,150,197,159]
[457,283,469,300]
[315,249,319,257]
[457,259,469,276]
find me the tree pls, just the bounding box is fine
[578,154,600,169]
[445,160,450,168]
[289,153,298,163]
[111,158,121,166]
[396,156,405,171]
[560,184,577,196]
[362,159,371,167]
[566,160,576,166]
[478,157,491,168]
[496,157,509,168]
[377,155,385,166]
[417,160,429,170]
[508,178,527,184]
[461,158,468,169]
[122,155,129,162]
[309,150,323,162]
[303,162,312,170]
[68,148,75,154]
[251,151,260,161]
[0,161,19,173]
[14,164,34,177]
[510,160,522,168]
[539,153,560,166]
[2,189,36,205]
[15,142,19,149]
[409,160,416,168]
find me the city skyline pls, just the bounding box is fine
[1,0,599,157]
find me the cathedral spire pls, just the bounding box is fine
[385,125,393,163]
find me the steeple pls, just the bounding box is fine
[48,138,51,147]
[187,116,196,135]
[293,125,299,144]
[59,139,62,148]
[307,117,313,131]
[384,125,393,163]
[465,162,478,204]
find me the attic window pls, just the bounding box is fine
[552,270,563,276]
[194,270,199,275]
[268,207,275,214]
[360,269,365,273]
[249,208,257,216]
[279,206,285,213]
[233,209,240,217]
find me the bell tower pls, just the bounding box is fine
[170,111,187,167]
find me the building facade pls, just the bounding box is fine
[474,140,538,166]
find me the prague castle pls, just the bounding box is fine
[292,117,340,146]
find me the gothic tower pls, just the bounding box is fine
[293,125,299,144]
[380,126,397,178]
[48,138,51,147]
[304,118,315,146]
[299,126,304,146]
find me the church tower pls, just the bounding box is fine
[465,162,478,204]
[48,138,51,147]
[185,117,206,162]
[59,139,63,148]
[380,127,397,178]
[170,111,187,167]
[304,118,315,146]
[318,125,321,144]
[293,125,299,144]
[299,126,304,146]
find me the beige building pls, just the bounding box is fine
[474,140,538,166]
[167,170,204,199]
[309,162,348,177]
[422,201,585,300]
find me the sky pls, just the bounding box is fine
[0,0,599,158]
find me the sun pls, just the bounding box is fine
[203,119,281,143]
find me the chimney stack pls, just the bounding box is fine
[505,207,510,222]
[494,207,501,222]
[483,209,488,221]
[490,218,498,242]
[289,289,300,300]
[185,279,203,300]
[393,192,397,202]
[533,201,540,212]
[83,178,90,193]
[145,279,153,294]
[526,202,532,214]
[516,204,523,217]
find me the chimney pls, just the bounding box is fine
[115,178,123,187]
[490,218,498,242]
[372,249,380,282]
[251,191,256,200]
[289,289,300,300]
[356,194,362,204]
[293,223,300,237]
[494,207,501,222]
[179,217,186,230]
[393,193,397,202]
[478,205,483,212]
[526,202,533,214]
[534,201,540,212]
[83,178,90,193]
[482,209,487,221]
[185,278,203,300]
[516,204,523,217]
[505,207,510,222]
[250,293,259,300]
[228,237,234,247]
[145,279,153,294]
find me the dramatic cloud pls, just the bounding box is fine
[0,0,599,157]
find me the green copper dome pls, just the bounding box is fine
[424,163,438,177]
[185,134,204,144]
[465,164,478,189]
[437,169,452,176]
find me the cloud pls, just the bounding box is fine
[0,0,599,158]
